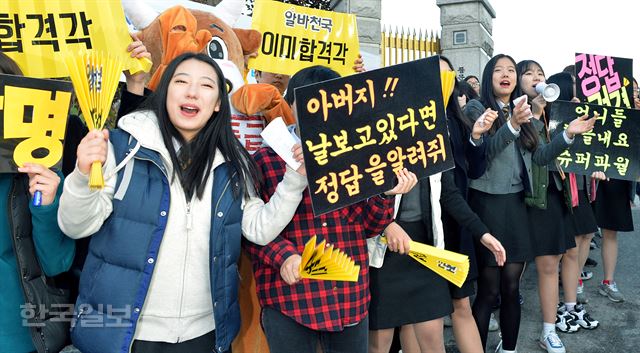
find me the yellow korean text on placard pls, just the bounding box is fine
[0,77,71,169]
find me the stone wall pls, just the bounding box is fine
[437,0,495,80]
[333,0,381,56]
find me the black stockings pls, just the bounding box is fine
[472,262,525,351]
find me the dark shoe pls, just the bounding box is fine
[585,257,598,267]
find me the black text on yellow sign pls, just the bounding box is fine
[249,0,359,77]
[0,74,72,172]
[0,0,149,78]
[295,56,454,215]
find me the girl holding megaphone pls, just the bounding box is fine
[463,54,597,353]
[517,61,601,353]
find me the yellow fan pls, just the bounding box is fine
[381,237,469,287]
[441,70,457,108]
[64,50,124,190]
[299,235,360,282]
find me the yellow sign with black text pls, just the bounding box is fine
[0,0,149,78]
[249,0,359,77]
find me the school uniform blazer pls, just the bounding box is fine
[464,99,571,195]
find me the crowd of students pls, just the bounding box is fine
[1,33,639,353]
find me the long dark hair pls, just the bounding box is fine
[137,52,259,200]
[464,75,479,84]
[516,59,545,98]
[440,55,474,131]
[458,79,480,102]
[543,72,574,134]
[284,65,340,106]
[479,54,538,152]
[0,52,23,75]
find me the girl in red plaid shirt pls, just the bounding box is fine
[245,66,417,353]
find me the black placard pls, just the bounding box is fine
[549,100,640,180]
[575,53,633,108]
[295,56,454,215]
[0,74,72,172]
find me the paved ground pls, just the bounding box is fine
[443,207,640,353]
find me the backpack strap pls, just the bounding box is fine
[109,129,140,200]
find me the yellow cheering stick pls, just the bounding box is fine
[381,236,469,287]
[299,235,360,282]
[64,50,124,190]
[441,70,457,108]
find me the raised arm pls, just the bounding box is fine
[17,165,76,276]
[58,130,116,239]
[464,99,519,163]
[241,145,308,246]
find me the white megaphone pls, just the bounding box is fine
[535,82,560,102]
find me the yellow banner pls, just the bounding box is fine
[0,0,149,78]
[0,74,72,172]
[249,0,360,77]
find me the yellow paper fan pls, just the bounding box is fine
[440,70,457,108]
[299,235,360,282]
[381,237,469,287]
[64,50,124,190]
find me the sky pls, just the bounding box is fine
[381,0,640,79]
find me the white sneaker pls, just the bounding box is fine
[538,331,566,353]
[570,304,599,329]
[577,282,589,304]
[495,339,517,353]
[556,304,579,333]
[580,271,593,280]
[598,281,625,302]
[489,312,500,332]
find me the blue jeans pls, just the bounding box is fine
[261,307,368,353]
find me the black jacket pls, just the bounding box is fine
[9,175,71,353]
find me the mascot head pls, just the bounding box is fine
[122,0,293,156]
[122,0,260,91]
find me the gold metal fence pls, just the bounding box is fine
[381,26,440,67]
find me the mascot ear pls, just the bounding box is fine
[233,28,262,55]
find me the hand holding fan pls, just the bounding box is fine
[381,237,469,287]
[64,50,124,189]
[299,235,360,282]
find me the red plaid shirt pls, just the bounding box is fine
[245,147,394,332]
